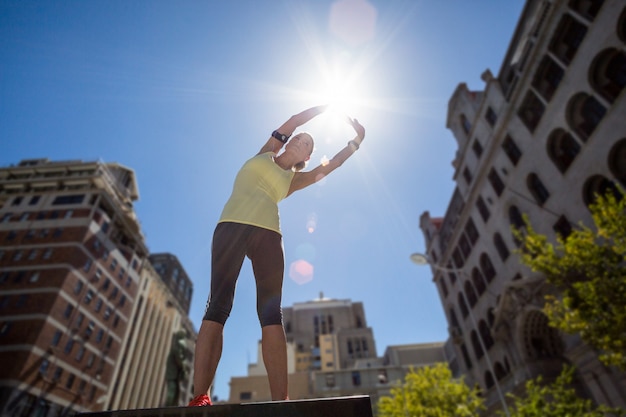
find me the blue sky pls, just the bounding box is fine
[1,0,525,401]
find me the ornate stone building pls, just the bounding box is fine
[420,0,626,415]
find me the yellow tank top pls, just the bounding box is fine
[219,152,295,234]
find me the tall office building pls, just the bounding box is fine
[0,158,196,416]
[0,158,147,416]
[419,0,626,415]
[228,295,446,407]
[105,259,196,410]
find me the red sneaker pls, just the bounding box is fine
[188,394,212,406]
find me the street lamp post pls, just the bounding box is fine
[410,252,511,417]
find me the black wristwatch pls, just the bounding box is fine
[272,130,290,144]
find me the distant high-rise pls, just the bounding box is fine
[148,253,193,315]
[420,0,626,414]
[0,158,196,416]
[228,294,446,407]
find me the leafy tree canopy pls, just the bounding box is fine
[502,366,625,417]
[378,363,484,417]
[518,189,626,369]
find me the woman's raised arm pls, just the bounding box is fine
[258,105,328,155]
[286,117,365,196]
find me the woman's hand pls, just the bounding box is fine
[347,117,365,144]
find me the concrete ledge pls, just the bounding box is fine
[79,395,373,417]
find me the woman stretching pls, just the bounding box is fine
[188,104,365,406]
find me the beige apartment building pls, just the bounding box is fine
[419,0,626,415]
[228,295,446,409]
[0,158,196,416]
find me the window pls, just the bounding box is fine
[509,205,526,245]
[52,195,85,205]
[51,330,62,347]
[567,93,606,141]
[476,196,490,222]
[459,293,469,318]
[84,290,94,305]
[583,175,621,207]
[568,0,604,21]
[472,268,487,296]
[553,215,573,239]
[352,371,362,386]
[465,218,479,244]
[472,140,483,158]
[488,169,505,196]
[11,197,23,206]
[66,373,75,390]
[485,107,497,126]
[502,135,522,166]
[527,173,551,205]
[547,129,580,173]
[43,249,53,259]
[465,281,478,306]
[64,339,74,354]
[29,195,40,205]
[85,321,95,338]
[53,367,63,382]
[64,303,74,319]
[518,91,545,132]
[38,359,50,378]
[494,233,510,261]
[240,392,252,401]
[608,139,626,187]
[462,167,473,185]
[532,56,564,101]
[471,330,484,359]
[549,14,588,65]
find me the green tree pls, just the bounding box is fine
[377,362,484,417]
[517,189,626,369]
[502,366,625,417]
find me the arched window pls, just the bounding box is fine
[527,173,551,205]
[471,268,487,296]
[449,308,460,328]
[485,371,495,389]
[547,129,581,173]
[590,48,626,103]
[459,293,469,318]
[464,281,478,307]
[567,93,607,141]
[479,320,494,349]
[494,362,508,380]
[608,139,626,187]
[583,175,622,207]
[509,205,526,247]
[494,233,510,261]
[471,330,484,359]
[523,310,564,359]
[480,253,496,282]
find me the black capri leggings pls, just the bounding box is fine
[203,222,285,327]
